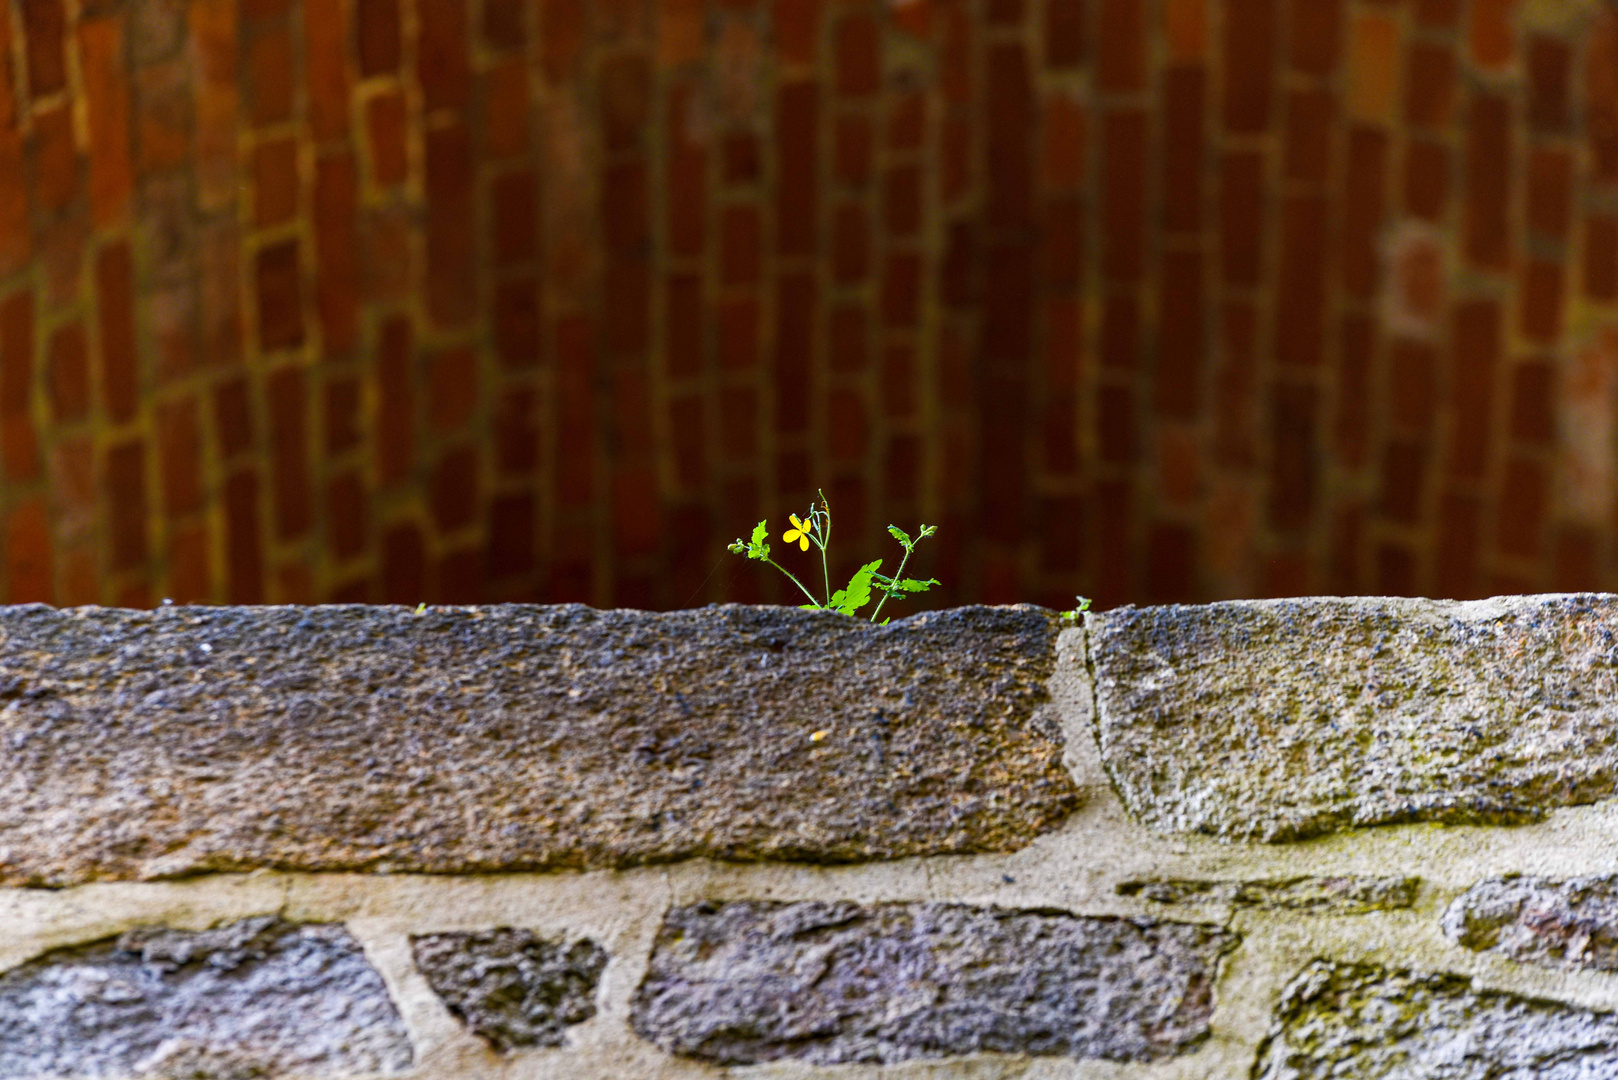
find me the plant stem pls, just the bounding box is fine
[869,546,913,623]
[818,493,832,605]
[767,559,824,608]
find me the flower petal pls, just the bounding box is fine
[798,535,810,551]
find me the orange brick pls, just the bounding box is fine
[1469,0,1515,69]
[1347,12,1400,123]
[79,17,134,228]
[6,497,52,603]
[1165,0,1205,60]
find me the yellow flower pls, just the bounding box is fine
[783,514,812,551]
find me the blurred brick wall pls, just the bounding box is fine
[0,0,1615,611]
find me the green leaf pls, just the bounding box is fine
[887,525,912,548]
[828,560,881,616]
[748,520,771,561]
[887,577,937,593]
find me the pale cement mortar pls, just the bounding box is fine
[5,620,1618,1079]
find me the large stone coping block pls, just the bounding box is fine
[0,603,1077,886]
[1090,594,1618,842]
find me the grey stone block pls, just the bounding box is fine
[0,603,1078,885]
[629,900,1237,1066]
[0,916,412,1079]
[1118,876,1419,913]
[1089,595,1618,842]
[411,929,607,1052]
[1444,874,1618,973]
[1254,959,1618,1079]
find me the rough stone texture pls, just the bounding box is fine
[0,603,1077,885]
[629,900,1238,1066]
[0,916,412,1079]
[1117,876,1419,913]
[1253,958,1618,1079]
[1444,874,1618,973]
[1089,594,1618,842]
[411,929,607,1052]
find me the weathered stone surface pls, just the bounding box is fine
[0,916,412,1079]
[1444,874,1618,973]
[1089,595,1618,842]
[629,900,1237,1065]
[411,929,607,1052]
[1118,875,1419,913]
[0,603,1077,885]
[1253,959,1618,1079]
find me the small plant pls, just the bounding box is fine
[727,491,939,623]
[1059,597,1092,623]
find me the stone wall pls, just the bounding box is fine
[5,594,1618,1078]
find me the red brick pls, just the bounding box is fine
[1374,543,1415,596]
[430,445,479,532]
[213,376,255,459]
[1101,110,1146,283]
[882,341,916,418]
[485,59,530,160]
[1469,0,1514,68]
[835,115,873,187]
[1334,313,1372,466]
[155,397,203,516]
[979,379,1027,541]
[1526,148,1572,241]
[1527,36,1571,133]
[0,127,28,277]
[721,132,760,186]
[541,0,585,83]
[1588,214,1618,301]
[835,15,880,96]
[1220,151,1264,286]
[80,17,134,227]
[0,291,30,419]
[1464,94,1512,269]
[492,170,538,267]
[21,0,67,97]
[1591,11,1618,183]
[265,366,312,540]
[255,240,305,351]
[1223,0,1275,133]
[987,0,1024,26]
[1497,457,1546,557]
[668,393,706,487]
[483,0,526,48]
[555,317,595,507]
[1448,300,1499,480]
[774,274,815,432]
[1509,360,1554,446]
[245,23,294,126]
[1283,88,1334,186]
[1554,526,1600,592]
[721,204,763,286]
[885,434,919,503]
[376,317,414,483]
[303,0,350,141]
[1145,522,1195,604]
[1094,480,1131,608]
[1521,259,1564,344]
[718,298,758,370]
[604,261,651,357]
[425,123,476,328]
[776,82,819,256]
[719,386,757,456]
[422,346,476,432]
[106,439,149,571]
[365,91,409,188]
[610,370,653,456]
[33,103,76,211]
[982,242,1032,359]
[668,133,706,257]
[1416,0,1459,27]
[832,204,869,283]
[1327,501,1363,594]
[325,376,361,454]
[434,548,482,603]
[494,277,540,368]
[1097,0,1145,91]
[1269,381,1316,530]
[1042,390,1077,475]
[942,114,970,204]
[222,470,264,602]
[1431,492,1481,599]
[1043,93,1086,190]
[829,304,868,374]
[1045,0,1084,66]
[1155,249,1203,419]
[601,53,650,152]
[162,521,210,603]
[1403,43,1454,130]
[95,241,139,422]
[612,464,660,558]
[1097,381,1137,463]
[1387,339,1436,433]
[1378,439,1427,525]
[1275,196,1327,367]
[381,521,426,603]
[1162,68,1203,234]
[883,165,922,238]
[887,91,924,151]
[417,0,471,111]
[311,153,360,357]
[1101,292,1138,370]
[1342,126,1387,298]
[1041,195,1082,288]
[5,497,51,603]
[487,493,535,579]
[251,136,298,228]
[941,220,975,309]
[199,221,243,364]
[328,577,372,603]
[603,161,649,258]
[47,322,88,422]
[356,0,400,74]
[775,0,820,66]
[987,44,1033,231]
[661,274,700,379]
[135,63,192,177]
[1404,138,1447,221]
[494,387,538,474]
[1289,0,1340,74]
